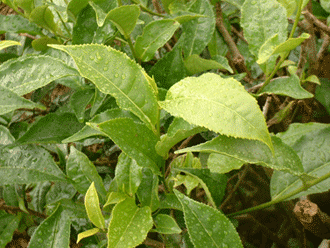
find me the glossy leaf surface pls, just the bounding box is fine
[257,75,313,99]
[271,127,330,201]
[28,205,71,248]
[241,0,287,57]
[108,198,153,248]
[0,15,41,35]
[50,44,158,132]
[107,5,140,37]
[70,89,94,122]
[115,153,142,196]
[0,55,79,96]
[29,5,58,33]
[88,118,162,175]
[66,146,107,200]
[137,168,160,212]
[135,19,180,62]
[174,190,243,248]
[177,135,303,176]
[154,214,181,234]
[0,85,45,115]
[159,73,273,151]
[184,54,233,75]
[0,145,66,185]
[85,182,105,229]
[156,117,207,158]
[62,108,139,143]
[77,228,100,243]
[13,113,84,146]
[182,0,215,56]
[276,122,330,147]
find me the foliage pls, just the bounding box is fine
[0,0,330,247]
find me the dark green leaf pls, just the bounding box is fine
[154,214,181,234]
[70,89,94,122]
[0,211,22,248]
[46,181,77,206]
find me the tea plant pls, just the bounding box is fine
[0,0,330,247]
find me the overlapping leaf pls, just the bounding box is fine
[0,40,21,51]
[135,19,180,62]
[158,73,273,151]
[271,127,330,201]
[257,75,313,99]
[176,135,303,176]
[28,205,71,248]
[241,0,288,57]
[62,109,139,143]
[49,44,159,132]
[0,85,45,115]
[0,14,41,35]
[0,145,66,185]
[66,146,107,200]
[108,198,153,248]
[0,55,80,96]
[174,190,243,248]
[182,0,215,56]
[88,118,162,175]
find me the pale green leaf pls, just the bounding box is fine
[0,15,41,35]
[182,0,215,56]
[115,153,142,196]
[29,5,58,33]
[66,146,107,200]
[174,190,243,248]
[107,5,140,37]
[137,168,160,212]
[207,153,245,174]
[321,0,330,13]
[156,117,207,158]
[108,198,153,248]
[13,113,85,146]
[89,0,117,27]
[0,55,80,96]
[49,44,158,132]
[0,85,46,115]
[85,182,105,229]
[135,19,180,62]
[176,135,304,176]
[184,54,233,75]
[171,11,205,24]
[278,0,296,16]
[0,40,21,51]
[257,74,313,99]
[241,0,288,57]
[28,205,71,248]
[271,127,330,201]
[62,109,139,143]
[77,228,100,243]
[276,122,330,147]
[154,214,181,234]
[304,75,321,85]
[104,192,127,208]
[258,33,310,64]
[88,118,162,175]
[159,73,273,152]
[0,145,66,185]
[0,126,15,146]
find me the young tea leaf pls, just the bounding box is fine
[85,182,105,229]
[159,73,273,152]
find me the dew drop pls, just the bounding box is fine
[115,74,119,78]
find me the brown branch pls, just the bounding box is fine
[0,202,47,219]
[294,199,330,239]
[215,3,252,82]
[302,10,330,36]
[144,237,165,248]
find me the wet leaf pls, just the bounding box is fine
[0,14,41,35]
[159,73,273,152]
[0,212,22,248]
[108,198,153,248]
[154,214,181,234]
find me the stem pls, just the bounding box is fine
[139,4,165,17]
[227,170,330,217]
[117,0,122,6]
[257,0,304,94]
[55,9,72,39]
[127,35,140,63]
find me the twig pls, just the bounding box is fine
[0,202,47,219]
[294,199,330,239]
[144,237,165,248]
[302,10,330,36]
[215,3,252,81]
